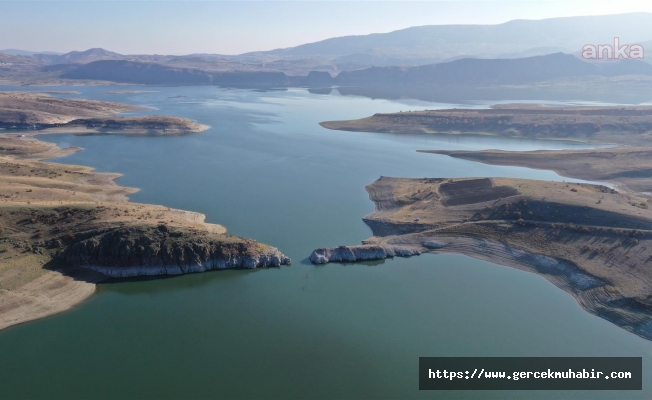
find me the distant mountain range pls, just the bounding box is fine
[0,49,62,56]
[334,53,652,86]
[2,13,652,86]
[30,48,123,65]
[242,12,652,64]
[4,13,652,69]
[58,53,652,88]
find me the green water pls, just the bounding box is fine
[0,86,649,399]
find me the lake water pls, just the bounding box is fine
[0,86,650,399]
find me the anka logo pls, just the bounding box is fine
[582,38,644,59]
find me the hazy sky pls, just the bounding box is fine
[3,1,652,55]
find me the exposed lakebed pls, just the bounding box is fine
[0,86,650,399]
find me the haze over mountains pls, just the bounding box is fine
[336,53,652,86]
[246,12,652,63]
[0,49,62,56]
[2,13,652,88]
[56,53,652,88]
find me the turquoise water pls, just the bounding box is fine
[0,86,649,399]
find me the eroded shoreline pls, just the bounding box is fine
[420,147,652,195]
[312,176,652,339]
[0,93,288,331]
[319,104,652,146]
[0,91,209,135]
[311,102,652,340]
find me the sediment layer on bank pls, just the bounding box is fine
[0,94,287,331]
[320,104,652,146]
[422,147,652,195]
[310,176,652,340]
[0,91,208,135]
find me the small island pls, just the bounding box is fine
[0,93,289,331]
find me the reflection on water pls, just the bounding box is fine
[0,85,650,399]
[100,267,270,296]
[332,83,652,105]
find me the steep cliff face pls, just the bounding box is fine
[62,60,211,85]
[305,71,334,86]
[307,175,652,341]
[309,245,421,264]
[58,225,291,277]
[333,53,652,87]
[0,108,291,331]
[62,60,290,87]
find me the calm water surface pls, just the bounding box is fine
[0,86,650,399]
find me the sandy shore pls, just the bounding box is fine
[0,267,104,331]
[0,132,232,331]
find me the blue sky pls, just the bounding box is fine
[3,1,652,55]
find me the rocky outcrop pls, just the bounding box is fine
[304,71,334,86]
[422,241,446,249]
[309,245,421,264]
[80,248,289,277]
[58,225,291,278]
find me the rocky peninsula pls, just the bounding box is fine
[0,91,209,135]
[421,147,652,194]
[320,104,652,146]
[311,176,652,339]
[0,93,289,331]
[314,103,652,340]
